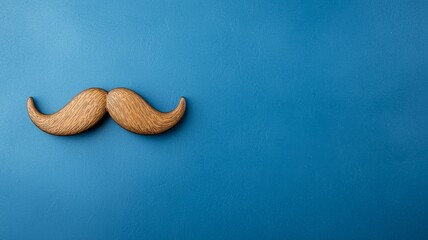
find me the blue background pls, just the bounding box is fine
[1,0,428,239]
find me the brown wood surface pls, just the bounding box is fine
[106,88,186,135]
[27,88,108,136]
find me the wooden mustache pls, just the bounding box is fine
[27,88,186,136]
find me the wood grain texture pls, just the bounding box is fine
[106,88,186,135]
[27,88,107,136]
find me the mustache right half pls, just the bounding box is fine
[107,88,186,135]
[27,88,186,136]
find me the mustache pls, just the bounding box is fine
[27,88,186,136]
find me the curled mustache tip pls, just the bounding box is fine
[27,88,108,136]
[106,88,186,135]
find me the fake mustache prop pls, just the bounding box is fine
[27,88,186,136]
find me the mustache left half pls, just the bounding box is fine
[27,88,186,136]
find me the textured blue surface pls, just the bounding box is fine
[1,1,428,239]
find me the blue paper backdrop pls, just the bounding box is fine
[1,1,428,239]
